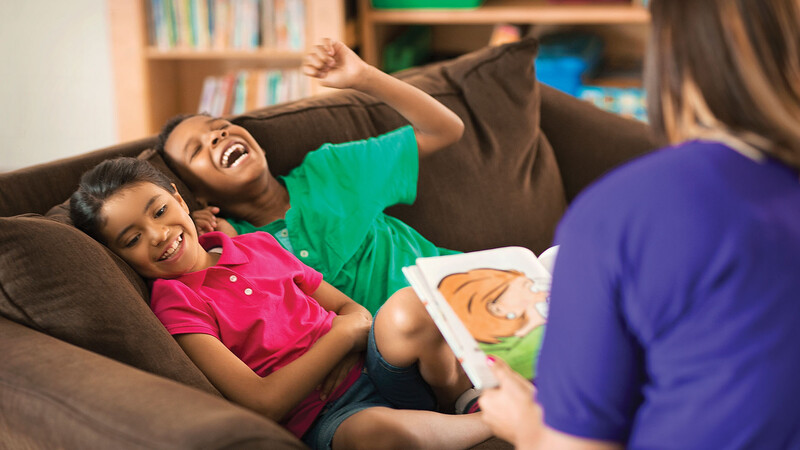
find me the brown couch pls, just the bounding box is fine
[0,39,658,449]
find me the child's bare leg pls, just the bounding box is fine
[333,407,492,450]
[374,287,473,408]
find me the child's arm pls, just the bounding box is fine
[311,280,372,321]
[310,281,372,399]
[303,39,464,158]
[191,206,238,237]
[175,310,370,423]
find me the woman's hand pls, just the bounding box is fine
[302,38,372,90]
[318,352,361,401]
[480,357,541,445]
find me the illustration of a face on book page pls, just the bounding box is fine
[438,268,549,344]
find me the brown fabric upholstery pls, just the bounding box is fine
[539,84,662,202]
[0,316,302,449]
[235,38,565,254]
[0,215,219,396]
[0,138,153,218]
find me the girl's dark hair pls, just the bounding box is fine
[70,157,175,244]
[154,113,205,156]
[645,0,800,168]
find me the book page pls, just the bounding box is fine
[406,247,553,389]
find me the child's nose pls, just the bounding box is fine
[149,225,170,245]
[209,129,228,147]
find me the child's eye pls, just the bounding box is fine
[190,145,201,160]
[125,235,140,248]
[155,205,166,218]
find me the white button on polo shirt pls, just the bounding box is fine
[244,288,253,296]
[299,250,309,258]
[229,275,237,282]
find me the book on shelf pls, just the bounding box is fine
[266,0,306,51]
[402,246,558,390]
[148,0,306,51]
[198,68,309,116]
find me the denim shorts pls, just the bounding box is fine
[301,317,437,449]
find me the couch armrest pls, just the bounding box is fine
[539,84,664,202]
[0,138,153,217]
[0,317,305,449]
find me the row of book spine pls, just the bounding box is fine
[198,69,308,116]
[148,0,306,51]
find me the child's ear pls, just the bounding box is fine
[170,183,190,214]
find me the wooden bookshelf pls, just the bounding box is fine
[108,0,345,142]
[357,0,650,67]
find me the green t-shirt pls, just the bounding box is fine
[229,126,458,314]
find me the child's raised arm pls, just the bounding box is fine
[303,39,464,158]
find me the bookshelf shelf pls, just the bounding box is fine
[109,0,345,142]
[365,0,650,25]
[144,48,306,61]
[358,0,650,67]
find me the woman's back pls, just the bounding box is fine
[537,140,800,448]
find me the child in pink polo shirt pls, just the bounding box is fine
[70,157,491,449]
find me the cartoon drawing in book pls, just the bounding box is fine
[438,268,549,380]
[403,245,558,389]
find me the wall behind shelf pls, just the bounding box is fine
[0,0,117,171]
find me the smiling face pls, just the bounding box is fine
[97,181,215,279]
[163,116,269,203]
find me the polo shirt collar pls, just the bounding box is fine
[176,232,249,289]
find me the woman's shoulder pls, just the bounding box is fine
[558,141,743,243]
[571,141,734,209]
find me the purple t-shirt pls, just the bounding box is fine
[151,232,361,438]
[538,141,800,448]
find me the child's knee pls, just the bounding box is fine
[378,287,431,337]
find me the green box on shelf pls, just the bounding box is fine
[371,0,485,9]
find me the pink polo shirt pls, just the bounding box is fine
[150,231,362,438]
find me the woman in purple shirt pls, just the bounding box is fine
[480,0,800,448]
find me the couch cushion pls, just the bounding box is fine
[234,38,566,254]
[0,215,220,396]
[45,148,202,225]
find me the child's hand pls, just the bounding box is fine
[302,38,371,90]
[317,352,360,401]
[192,206,220,235]
[191,206,238,237]
[331,313,371,352]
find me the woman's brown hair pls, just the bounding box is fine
[646,0,800,169]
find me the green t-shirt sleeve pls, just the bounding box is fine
[280,125,420,274]
[298,125,419,212]
[228,126,418,238]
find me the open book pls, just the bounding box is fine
[403,246,558,390]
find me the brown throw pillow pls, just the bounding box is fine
[0,215,219,396]
[233,38,565,254]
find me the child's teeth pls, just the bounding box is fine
[160,235,182,260]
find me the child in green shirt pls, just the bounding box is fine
[156,39,463,314]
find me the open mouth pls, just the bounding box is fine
[158,234,183,261]
[220,142,249,168]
